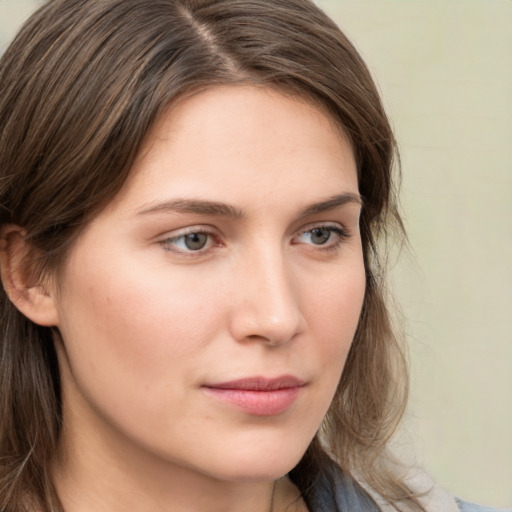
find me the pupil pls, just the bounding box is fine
[311,228,330,244]
[185,233,207,250]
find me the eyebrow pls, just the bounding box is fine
[299,192,362,217]
[137,199,244,219]
[136,192,362,219]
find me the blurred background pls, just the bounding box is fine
[1,0,511,507]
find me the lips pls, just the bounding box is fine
[202,376,305,416]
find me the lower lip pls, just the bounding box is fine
[202,386,302,416]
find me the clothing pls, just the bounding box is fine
[306,459,510,512]
[456,500,511,512]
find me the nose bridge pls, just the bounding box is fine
[230,241,306,345]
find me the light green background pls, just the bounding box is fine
[1,0,511,508]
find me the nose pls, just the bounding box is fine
[228,249,307,346]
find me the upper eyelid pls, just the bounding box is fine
[158,225,219,240]
[157,226,221,253]
[295,221,350,236]
[291,223,351,248]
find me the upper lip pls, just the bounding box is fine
[204,375,306,391]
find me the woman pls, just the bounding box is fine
[0,1,501,511]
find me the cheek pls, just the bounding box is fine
[54,249,222,407]
[53,255,230,463]
[310,259,365,339]
[301,258,366,391]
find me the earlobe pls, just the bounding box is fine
[0,224,60,327]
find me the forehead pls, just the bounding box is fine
[106,85,358,216]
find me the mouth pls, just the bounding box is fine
[202,376,306,416]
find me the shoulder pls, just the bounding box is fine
[304,457,510,512]
[455,498,511,512]
[385,465,511,512]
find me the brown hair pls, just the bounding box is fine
[0,0,415,510]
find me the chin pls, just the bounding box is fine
[204,440,308,484]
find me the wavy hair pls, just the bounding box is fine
[0,1,416,510]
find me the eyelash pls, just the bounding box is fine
[159,224,350,256]
[159,227,219,256]
[294,224,350,252]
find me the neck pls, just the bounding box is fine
[52,412,305,512]
[53,436,280,512]
[52,462,305,512]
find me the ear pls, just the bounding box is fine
[0,224,59,327]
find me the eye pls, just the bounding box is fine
[294,225,349,248]
[160,229,216,254]
[180,232,209,251]
[306,227,332,245]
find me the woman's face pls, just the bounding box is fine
[52,86,365,483]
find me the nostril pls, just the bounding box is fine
[229,300,307,346]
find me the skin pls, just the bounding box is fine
[33,86,365,511]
